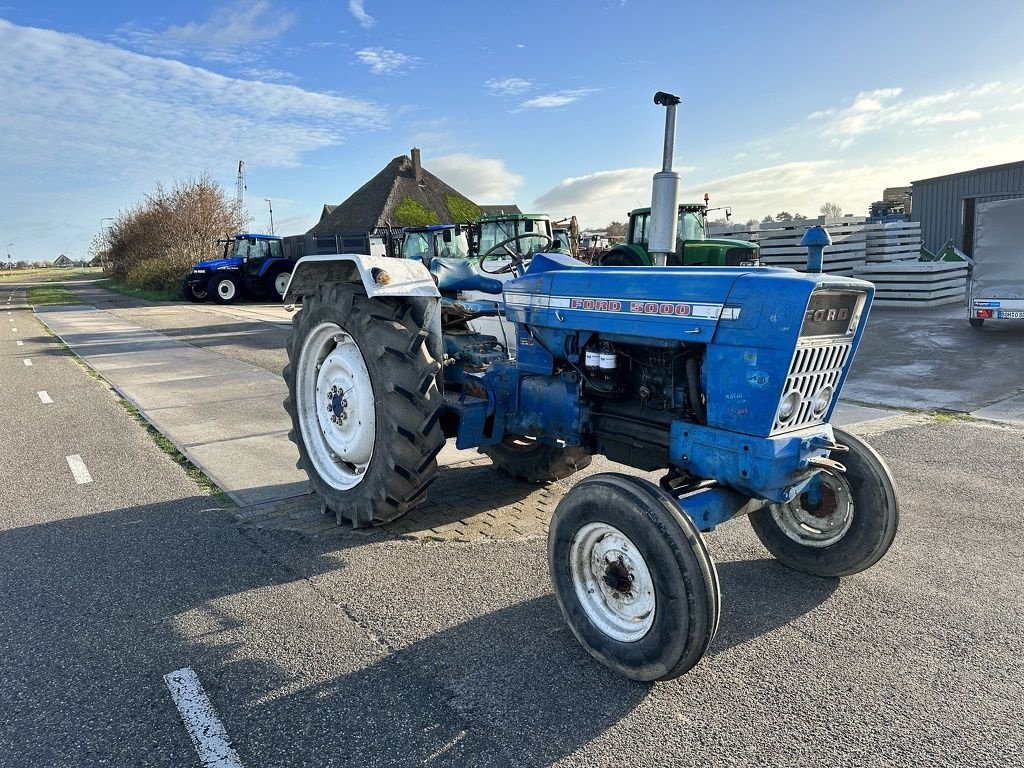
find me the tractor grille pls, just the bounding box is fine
[772,339,852,434]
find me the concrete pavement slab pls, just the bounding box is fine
[971,392,1024,426]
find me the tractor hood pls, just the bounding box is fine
[702,237,755,249]
[191,257,242,271]
[504,253,759,346]
[503,252,872,350]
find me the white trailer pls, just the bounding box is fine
[969,197,1024,328]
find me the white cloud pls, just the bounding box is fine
[0,21,386,182]
[355,47,419,75]
[533,167,659,225]
[425,154,523,203]
[812,84,1011,147]
[348,0,376,28]
[115,0,295,61]
[485,77,532,96]
[911,109,981,126]
[974,81,1002,95]
[520,88,599,109]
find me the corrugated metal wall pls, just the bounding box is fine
[910,163,1024,252]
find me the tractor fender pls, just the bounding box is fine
[257,257,296,278]
[283,254,440,304]
[283,254,443,370]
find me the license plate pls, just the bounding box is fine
[997,311,1024,319]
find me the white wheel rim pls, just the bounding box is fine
[296,321,376,490]
[274,271,290,297]
[770,472,854,548]
[569,522,656,642]
[216,278,236,300]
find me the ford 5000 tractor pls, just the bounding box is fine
[184,233,295,304]
[280,92,898,681]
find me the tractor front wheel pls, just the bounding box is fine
[480,436,591,482]
[211,274,240,304]
[185,283,208,303]
[283,282,444,527]
[549,473,720,681]
[749,427,899,578]
[969,317,985,328]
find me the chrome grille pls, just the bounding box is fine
[772,339,852,434]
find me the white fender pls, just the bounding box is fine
[283,254,439,304]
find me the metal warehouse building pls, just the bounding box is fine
[910,160,1024,255]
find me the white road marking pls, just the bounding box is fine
[16,340,23,345]
[37,391,53,404]
[23,359,32,366]
[66,454,93,484]
[164,667,245,768]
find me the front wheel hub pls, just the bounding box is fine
[771,472,854,547]
[569,523,655,642]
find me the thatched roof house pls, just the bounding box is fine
[309,149,483,236]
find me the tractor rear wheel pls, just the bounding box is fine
[480,435,591,482]
[599,248,646,267]
[283,282,445,527]
[267,267,292,301]
[549,473,720,681]
[749,427,899,577]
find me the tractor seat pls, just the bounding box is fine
[430,258,503,295]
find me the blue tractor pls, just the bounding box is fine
[280,92,899,681]
[184,233,295,304]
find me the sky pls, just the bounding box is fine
[2,0,1024,262]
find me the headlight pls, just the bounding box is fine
[811,385,833,415]
[777,389,801,423]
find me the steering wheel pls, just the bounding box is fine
[478,232,553,274]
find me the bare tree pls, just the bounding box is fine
[99,176,246,291]
[604,221,627,238]
[820,202,843,218]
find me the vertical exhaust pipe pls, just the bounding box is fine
[649,91,682,267]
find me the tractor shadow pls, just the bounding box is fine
[238,594,650,767]
[710,558,839,656]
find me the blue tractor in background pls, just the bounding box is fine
[280,92,899,681]
[184,233,295,304]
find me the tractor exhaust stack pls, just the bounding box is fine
[649,91,682,267]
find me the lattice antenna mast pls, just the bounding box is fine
[235,160,246,210]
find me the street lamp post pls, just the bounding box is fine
[99,218,114,271]
[264,198,274,235]
[6,243,12,270]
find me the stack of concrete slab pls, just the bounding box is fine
[852,260,968,307]
[864,220,923,263]
[710,216,868,275]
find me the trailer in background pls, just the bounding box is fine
[282,232,389,261]
[969,197,1024,328]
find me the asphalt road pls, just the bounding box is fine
[1,276,1022,766]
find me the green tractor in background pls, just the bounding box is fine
[600,200,759,267]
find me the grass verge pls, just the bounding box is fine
[119,399,231,503]
[26,283,84,305]
[930,411,974,423]
[96,278,181,302]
